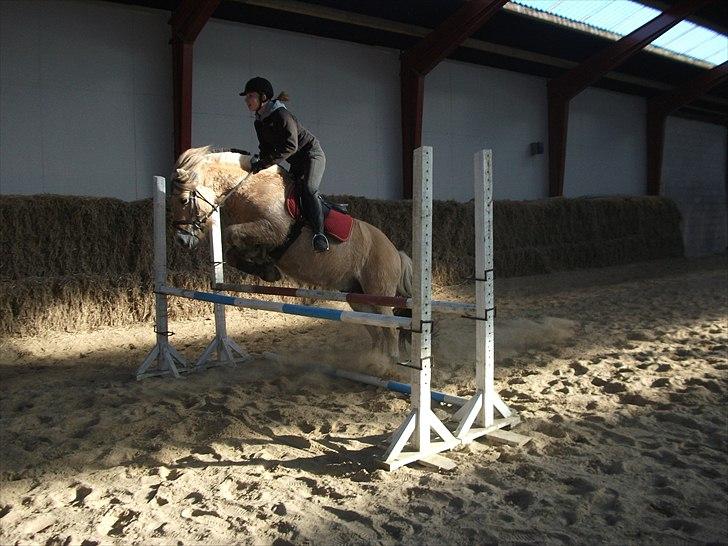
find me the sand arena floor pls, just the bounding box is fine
[0,255,726,545]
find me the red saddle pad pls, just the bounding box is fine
[286,195,353,242]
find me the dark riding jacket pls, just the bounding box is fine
[254,101,322,172]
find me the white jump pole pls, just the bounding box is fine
[136,176,190,379]
[454,150,526,446]
[194,207,249,370]
[476,149,496,426]
[383,146,458,471]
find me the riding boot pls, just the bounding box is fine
[303,191,329,252]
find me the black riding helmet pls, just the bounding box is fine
[240,77,273,102]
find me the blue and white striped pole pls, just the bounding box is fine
[158,285,412,329]
[332,368,466,406]
[214,282,477,317]
[262,353,466,407]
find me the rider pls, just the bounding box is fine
[240,77,329,252]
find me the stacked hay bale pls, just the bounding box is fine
[0,193,683,336]
[0,196,233,336]
[337,195,684,285]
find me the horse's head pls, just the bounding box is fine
[170,167,218,250]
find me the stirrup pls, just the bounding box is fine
[312,233,330,252]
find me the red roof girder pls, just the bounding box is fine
[547,0,714,197]
[400,0,508,198]
[646,61,728,195]
[170,0,221,159]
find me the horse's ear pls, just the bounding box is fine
[174,168,197,190]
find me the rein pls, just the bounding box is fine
[172,171,253,238]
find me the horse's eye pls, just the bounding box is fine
[181,197,189,206]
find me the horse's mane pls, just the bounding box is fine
[174,146,213,173]
[173,145,293,194]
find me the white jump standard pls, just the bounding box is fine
[137,176,248,379]
[136,176,192,379]
[137,147,528,469]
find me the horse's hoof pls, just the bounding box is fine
[223,225,245,249]
[259,265,282,282]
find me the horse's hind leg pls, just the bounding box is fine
[356,265,403,362]
[348,302,401,363]
[347,302,387,354]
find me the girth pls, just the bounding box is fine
[268,220,305,261]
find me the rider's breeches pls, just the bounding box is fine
[292,149,326,234]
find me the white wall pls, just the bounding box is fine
[422,60,548,201]
[0,0,172,201]
[192,19,402,200]
[662,117,727,256]
[420,64,648,201]
[1,1,726,256]
[565,88,646,197]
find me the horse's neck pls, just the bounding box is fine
[202,152,253,196]
[206,168,251,198]
[216,171,249,197]
[203,151,292,204]
[214,151,252,172]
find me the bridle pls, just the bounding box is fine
[172,170,254,241]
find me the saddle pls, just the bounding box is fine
[285,187,354,243]
[225,150,354,242]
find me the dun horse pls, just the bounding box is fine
[170,146,413,361]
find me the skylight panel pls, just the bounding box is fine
[509,0,727,66]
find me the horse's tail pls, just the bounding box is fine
[397,251,413,298]
[395,251,414,349]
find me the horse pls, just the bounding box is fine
[169,146,413,362]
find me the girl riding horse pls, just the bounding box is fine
[240,77,330,252]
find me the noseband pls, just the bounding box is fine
[172,170,254,240]
[172,186,217,240]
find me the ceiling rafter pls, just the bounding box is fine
[646,61,728,195]
[546,0,714,197]
[171,0,221,158]
[399,0,510,198]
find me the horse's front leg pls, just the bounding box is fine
[224,221,283,282]
[224,220,279,250]
[226,246,281,282]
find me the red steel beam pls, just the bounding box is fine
[172,0,221,43]
[400,67,425,201]
[646,61,728,195]
[547,89,570,200]
[552,0,713,101]
[170,0,220,159]
[402,0,509,76]
[172,39,193,159]
[400,0,508,198]
[547,0,713,197]
[649,61,728,118]
[169,1,196,31]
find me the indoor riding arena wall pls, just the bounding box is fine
[0,194,683,336]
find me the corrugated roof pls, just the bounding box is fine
[510,0,727,66]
